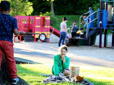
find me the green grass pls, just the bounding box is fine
[53,15,113,34]
[53,15,81,31]
[17,64,114,85]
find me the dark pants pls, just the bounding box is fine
[71,32,76,38]
[58,32,66,47]
[76,34,80,37]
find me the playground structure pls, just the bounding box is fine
[66,0,114,48]
[98,0,114,48]
[14,16,60,42]
[14,0,114,48]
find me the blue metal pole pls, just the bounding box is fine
[112,29,114,46]
[104,2,108,47]
[112,11,114,46]
[112,2,114,46]
[99,1,103,48]
[88,37,90,46]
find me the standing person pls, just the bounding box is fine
[58,17,68,47]
[70,21,79,38]
[89,7,94,27]
[52,45,70,76]
[89,7,92,11]
[0,1,26,84]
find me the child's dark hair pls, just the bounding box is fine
[80,28,83,30]
[73,21,76,23]
[59,45,68,52]
[82,14,86,16]
[62,17,68,21]
[1,1,10,11]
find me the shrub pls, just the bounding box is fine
[40,12,57,26]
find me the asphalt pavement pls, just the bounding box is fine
[14,39,114,68]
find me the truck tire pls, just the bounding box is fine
[39,33,47,42]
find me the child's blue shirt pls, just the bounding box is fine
[83,17,88,23]
[0,13,18,43]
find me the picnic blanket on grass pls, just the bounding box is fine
[41,73,94,85]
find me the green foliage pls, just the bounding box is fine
[74,0,97,14]
[1,0,34,17]
[29,0,50,15]
[30,0,100,15]
[41,12,57,26]
[52,15,80,31]
[93,3,100,11]
[54,0,74,15]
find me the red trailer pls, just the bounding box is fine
[14,16,60,42]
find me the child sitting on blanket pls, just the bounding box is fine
[52,45,70,77]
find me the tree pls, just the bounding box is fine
[29,0,99,15]
[0,0,34,17]
[40,0,55,17]
[29,0,50,15]
[11,0,33,16]
[29,0,55,16]
[50,0,55,17]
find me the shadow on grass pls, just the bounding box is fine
[16,64,113,85]
[14,48,54,58]
[15,57,41,64]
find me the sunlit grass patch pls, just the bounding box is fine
[17,64,114,85]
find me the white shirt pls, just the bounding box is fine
[60,21,67,32]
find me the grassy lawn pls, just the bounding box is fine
[53,15,81,31]
[53,15,112,34]
[17,64,114,85]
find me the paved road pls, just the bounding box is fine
[14,42,114,68]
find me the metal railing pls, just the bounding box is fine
[67,28,71,37]
[86,10,98,37]
[79,10,98,37]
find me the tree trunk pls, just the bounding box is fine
[50,1,55,17]
[0,54,29,85]
[74,0,76,14]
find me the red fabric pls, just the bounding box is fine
[0,41,18,79]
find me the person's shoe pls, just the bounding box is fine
[11,77,19,85]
